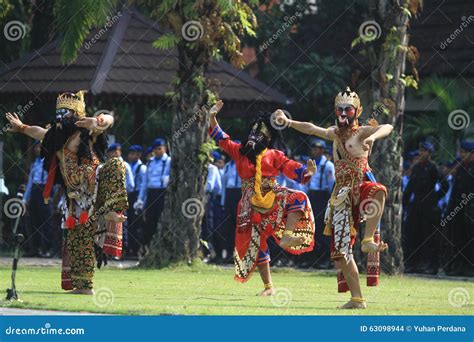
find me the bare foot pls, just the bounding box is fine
[257,288,275,296]
[338,300,367,309]
[361,240,388,253]
[280,235,305,249]
[69,289,95,295]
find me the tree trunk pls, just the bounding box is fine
[140,43,209,267]
[369,0,413,274]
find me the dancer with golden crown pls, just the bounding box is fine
[6,91,128,295]
[274,87,393,308]
[208,100,316,295]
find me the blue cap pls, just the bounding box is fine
[407,149,419,159]
[403,160,411,170]
[212,151,222,161]
[33,140,41,146]
[128,144,143,153]
[152,138,166,148]
[233,139,241,144]
[300,155,310,162]
[420,142,435,153]
[460,140,474,152]
[107,142,122,152]
[310,139,326,149]
[145,146,153,155]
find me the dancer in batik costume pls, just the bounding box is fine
[275,87,393,308]
[208,100,316,296]
[6,91,128,295]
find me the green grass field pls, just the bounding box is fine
[1,264,472,315]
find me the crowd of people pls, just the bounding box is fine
[18,127,473,277]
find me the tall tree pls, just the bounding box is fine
[354,0,422,273]
[54,0,257,266]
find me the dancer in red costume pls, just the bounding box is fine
[275,87,392,308]
[209,101,316,295]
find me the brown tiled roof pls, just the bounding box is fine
[0,6,290,108]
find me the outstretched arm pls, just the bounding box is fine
[273,109,336,140]
[360,124,393,152]
[209,100,223,129]
[5,112,47,140]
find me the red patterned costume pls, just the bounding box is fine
[210,124,315,282]
[323,129,387,291]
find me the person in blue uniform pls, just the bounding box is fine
[126,145,147,257]
[135,138,171,253]
[24,140,54,257]
[220,144,242,263]
[298,139,335,269]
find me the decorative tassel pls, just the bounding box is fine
[65,215,76,229]
[79,211,89,225]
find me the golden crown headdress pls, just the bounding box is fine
[56,90,87,118]
[335,87,363,117]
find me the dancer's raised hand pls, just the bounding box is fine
[209,100,223,128]
[5,112,24,132]
[272,109,289,127]
[306,159,317,176]
[209,100,224,118]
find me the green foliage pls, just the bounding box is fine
[404,77,474,161]
[54,0,118,63]
[152,33,179,50]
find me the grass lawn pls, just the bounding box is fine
[0,264,472,315]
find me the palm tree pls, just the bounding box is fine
[54,0,258,266]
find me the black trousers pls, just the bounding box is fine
[143,188,166,246]
[28,185,53,252]
[222,188,241,255]
[126,191,143,254]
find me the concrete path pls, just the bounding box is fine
[0,307,103,315]
[0,257,138,269]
